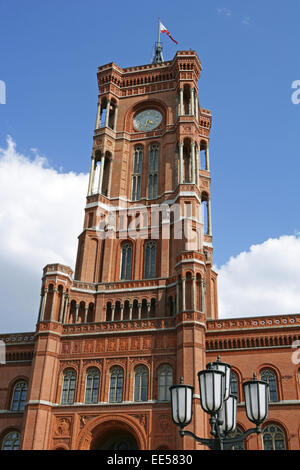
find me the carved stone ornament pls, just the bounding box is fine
[55,417,71,437]
[159,414,170,433]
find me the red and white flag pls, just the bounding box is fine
[160,21,178,44]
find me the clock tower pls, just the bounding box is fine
[22,49,217,450]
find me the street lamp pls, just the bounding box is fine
[170,359,269,450]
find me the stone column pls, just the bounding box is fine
[107,158,113,197]
[191,142,196,184]
[120,303,124,321]
[207,198,212,236]
[98,154,105,194]
[87,156,96,196]
[179,88,184,116]
[129,304,133,321]
[138,303,142,320]
[182,277,186,312]
[58,291,66,323]
[196,147,200,185]
[206,145,210,172]
[176,282,180,314]
[201,280,206,314]
[40,287,48,321]
[147,302,151,318]
[113,105,118,131]
[191,87,195,116]
[75,304,79,324]
[62,295,69,324]
[195,92,199,121]
[37,292,44,323]
[95,101,101,129]
[179,142,184,184]
[111,305,115,322]
[84,306,89,323]
[105,99,111,127]
[192,276,196,310]
[49,288,57,321]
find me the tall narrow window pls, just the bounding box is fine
[148,144,159,199]
[132,146,143,200]
[157,364,173,401]
[262,425,286,450]
[109,366,124,403]
[61,369,76,405]
[2,431,20,450]
[134,365,149,402]
[85,368,100,404]
[144,241,156,279]
[260,369,278,402]
[11,381,27,412]
[120,242,132,280]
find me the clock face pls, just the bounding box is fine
[133,109,162,132]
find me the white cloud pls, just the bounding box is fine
[241,16,251,25]
[217,7,232,17]
[217,235,300,318]
[0,136,88,332]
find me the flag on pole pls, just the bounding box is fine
[159,21,178,44]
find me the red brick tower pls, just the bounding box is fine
[21,49,218,450]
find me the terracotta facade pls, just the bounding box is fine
[0,50,299,451]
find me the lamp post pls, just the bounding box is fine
[170,357,269,451]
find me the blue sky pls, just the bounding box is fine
[1,1,300,331]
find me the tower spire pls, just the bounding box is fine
[152,18,164,64]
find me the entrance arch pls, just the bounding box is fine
[91,426,138,450]
[76,415,147,450]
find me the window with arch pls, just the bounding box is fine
[120,242,133,280]
[148,144,159,199]
[144,241,156,279]
[260,369,279,402]
[223,427,245,450]
[11,381,27,412]
[157,364,173,401]
[61,369,76,405]
[262,424,286,450]
[1,431,20,450]
[85,367,100,404]
[132,146,143,201]
[109,366,124,403]
[230,371,239,402]
[134,365,149,402]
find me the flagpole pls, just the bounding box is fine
[158,18,161,44]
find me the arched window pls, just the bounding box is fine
[230,371,239,402]
[120,242,132,280]
[109,366,124,403]
[11,381,27,412]
[61,369,76,405]
[134,365,149,402]
[144,241,156,279]
[224,427,245,450]
[262,424,286,450]
[157,364,173,401]
[132,146,143,201]
[1,431,20,450]
[85,368,100,404]
[260,369,279,402]
[148,144,159,199]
